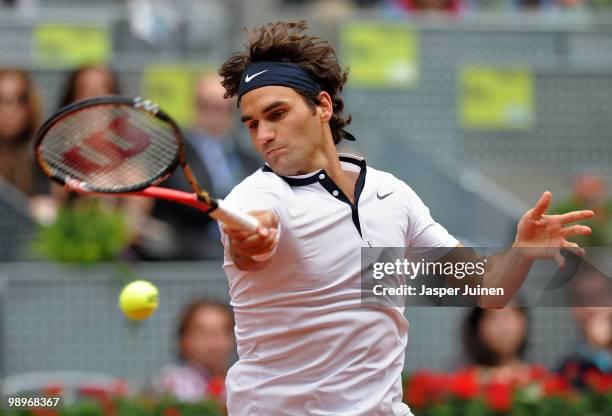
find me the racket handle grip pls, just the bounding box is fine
[211,199,260,232]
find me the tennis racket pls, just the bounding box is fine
[34,96,259,231]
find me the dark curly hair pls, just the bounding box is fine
[218,21,351,145]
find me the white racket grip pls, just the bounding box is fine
[211,199,260,232]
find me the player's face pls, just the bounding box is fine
[240,86,329,176]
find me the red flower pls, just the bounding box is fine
[405,371,436,408]
[427,372,452,403]
[79,385,108,398]
[584,369,612,393]
[31,410,59,416]
[164,407,181,416]
[207,377,226,398]
[528,364,549,382]
[448,369,479,400]
[406,383,428,408]
[78,385,115,415]
[485,382,512,412]
[42,383,63,397]
[543,375,571,397]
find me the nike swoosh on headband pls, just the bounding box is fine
[245,70,268,83]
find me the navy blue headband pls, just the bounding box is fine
[237,61,355,141]
[238,61,321,104]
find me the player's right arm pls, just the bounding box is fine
[222,210,280,271]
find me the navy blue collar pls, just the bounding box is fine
[261,154,365,187]
[261,154,367,236]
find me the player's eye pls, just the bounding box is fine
[269,110,286,120]
[247,121,258,130]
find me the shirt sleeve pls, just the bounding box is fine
[403,183,459,248]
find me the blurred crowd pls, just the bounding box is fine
[150,303,611,406]
[4,0,612,19]
[280,0,612,14]
[0,65,260,261]
[139,300,610,406]
[3,64,610,260]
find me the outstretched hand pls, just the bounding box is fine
[515,191,594,268]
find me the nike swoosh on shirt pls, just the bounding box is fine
[245,70,268,82]
[377,191,394,200]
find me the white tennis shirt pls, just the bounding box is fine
[220,154,458,416]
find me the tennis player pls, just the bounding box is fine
[217,21,593,416]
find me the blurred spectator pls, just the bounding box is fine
[462,307,542,385]
[0,0,37,14]
[53,66,120,204]
[150,299,234,403]
[557,0,590,8]
[353,0,384,6]
[189,74,259,197]
[59,65,119,108]
[0,69,47,197]
[515,0,590,10]
[147,73,260,260]
[282,0,381,6]
[51,65,120,210]
[393,0,462,12]
[557,268,612,389]
[50,65,167,258]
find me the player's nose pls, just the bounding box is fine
[256,121,275,144]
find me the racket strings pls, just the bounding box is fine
[38,105,179,192]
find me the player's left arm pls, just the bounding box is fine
[446,191,593,308]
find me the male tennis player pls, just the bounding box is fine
[217,21,593,416]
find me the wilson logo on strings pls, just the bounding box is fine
[62,116,151,174]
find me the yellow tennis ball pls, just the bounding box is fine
[118,280,159,320]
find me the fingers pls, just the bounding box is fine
[224,225,278,257]
[250,210,279,229]
[558,210,594,224]
[233,228,277,251]
[531,191,552,219]
[561,225,592,237]
[221,209,280,259]
[554,250,566,269]
[242,210,279,231]
[554,242,586,269]
[562,240,586,257]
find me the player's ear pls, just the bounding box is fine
[316,91,333,123]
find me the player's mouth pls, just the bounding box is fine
[265,146,286,158]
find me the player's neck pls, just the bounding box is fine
[294,137,358,203]
[325,155,357,204]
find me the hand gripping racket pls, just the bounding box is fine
[34,96,259,231]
